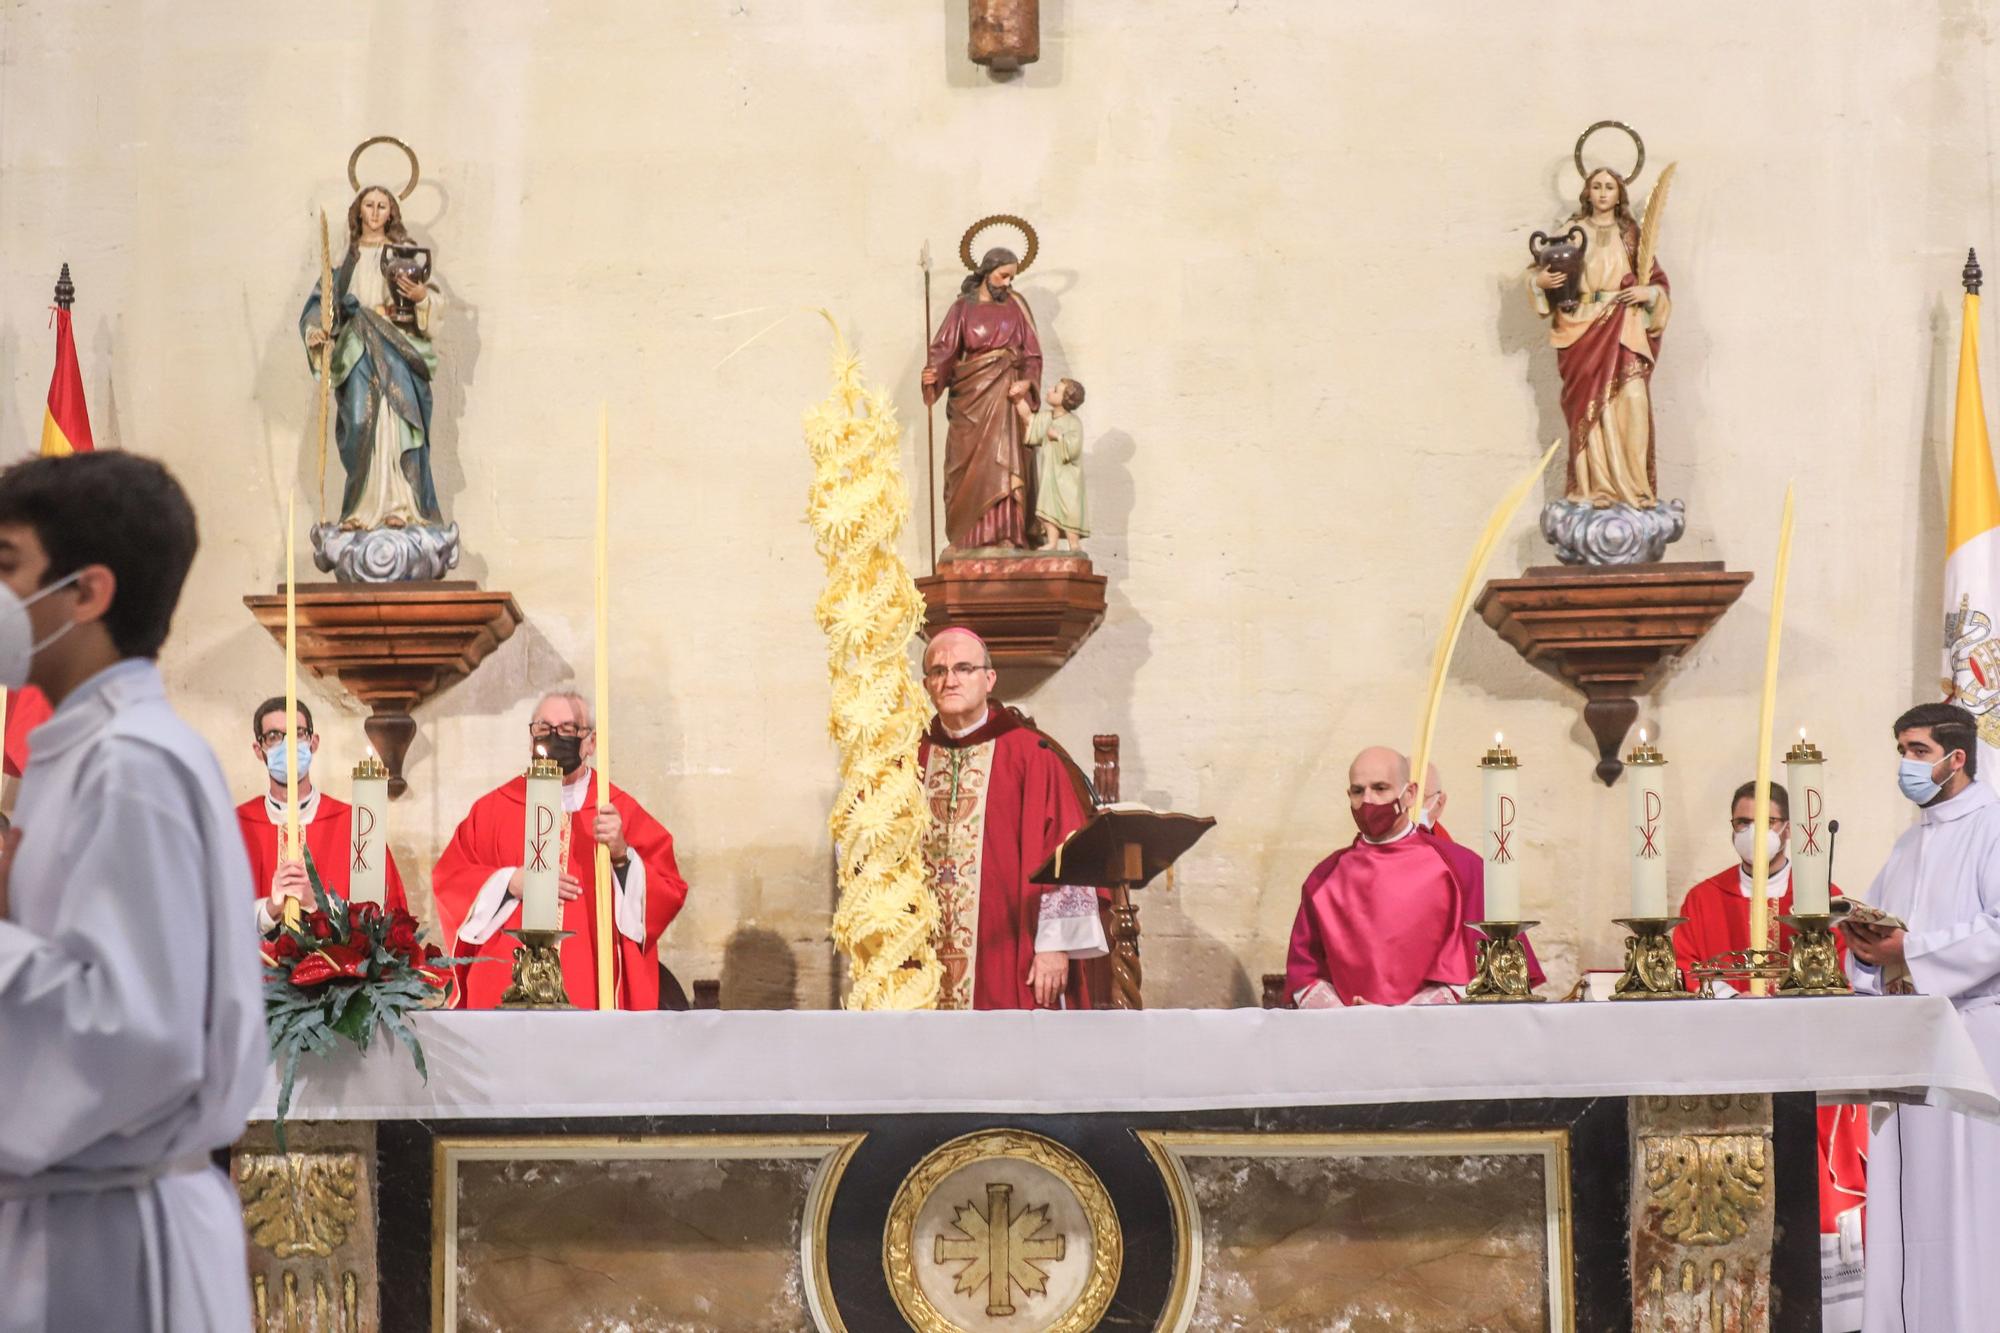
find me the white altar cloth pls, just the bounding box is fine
[257,995,1999,1123]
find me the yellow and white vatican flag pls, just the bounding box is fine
[1942,251,2000,784]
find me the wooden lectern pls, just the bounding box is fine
[1031,801,1214,1011]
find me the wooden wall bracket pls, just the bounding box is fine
[244,581,522,798]
[915,552,1106,669]
[1475,562,1752,786]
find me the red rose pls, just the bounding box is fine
[422,943,444,963]
[386,918,419,958]
[350,901,385,928]
[308,914,333,941]
[273,935,301,961]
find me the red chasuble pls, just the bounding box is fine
[1671,865,1864,1237]
[1283,828,1544,1006]
[918,706,1095,1010]
[431,771,688,1010]
[235,794,408,915]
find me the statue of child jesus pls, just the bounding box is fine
[1014,376,1087,552]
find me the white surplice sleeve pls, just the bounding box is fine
[457,869,521,947]
[1905,850,2000,1001]
[1034,884,1107,958]
[0,764,216,1175]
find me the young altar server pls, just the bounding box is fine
[1284,746,1541,1007]
[237,695,406,930]
[0,453,265,1332]
[918,627,1106,1009]
[1845,702,2000,1331]
[432,690,688,1008]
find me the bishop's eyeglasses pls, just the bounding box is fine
[923,663,988,682]
[528,722,593,740]
[259,726,313,747]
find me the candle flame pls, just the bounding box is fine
[535,744,547,759]
[1799,725,1808,741]
[1639,727,1648,743]
[1494,731,1503,746]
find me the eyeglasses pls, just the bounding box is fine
[923,663,988,682]
[259,727,312,747]
[1729,817,1788,832]
[528,723,593,740]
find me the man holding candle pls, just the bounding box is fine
[236,696,406,930]
[0,452,265,1330]
[431,690,688,1009]
[1283,746,1541,1007]
[918,627,1106,1010]
[1845,702,2000,1330]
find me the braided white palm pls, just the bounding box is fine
[805,315,941,1010]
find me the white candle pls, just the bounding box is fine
[1627,731,1668,918]
[521,751,565,932]
[1785,729,1830,916]
[348,749,389,907]
[1479,734,1521,921]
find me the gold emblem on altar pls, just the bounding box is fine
[884,1129,1120,1333]
[1945,594,2000,747]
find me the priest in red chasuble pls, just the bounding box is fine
[235,696,406,932]
[1670,780,1864,1246]
[1284,747,1541,1007]
[432,691,688,1009]
[919,628,1104,1009]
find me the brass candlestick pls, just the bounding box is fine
[1611,916,1698,999]
[1776,913,1851,996]
[1465,920,1543,1002]
[498,929,576,1010]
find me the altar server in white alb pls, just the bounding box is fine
[0,453,264,1333]
[1845,702,2000,1332]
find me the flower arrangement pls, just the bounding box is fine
[263,852,453,1147]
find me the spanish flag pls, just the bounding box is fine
[39,263,93,457]
[1943,249,2000,784]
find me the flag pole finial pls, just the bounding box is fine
[52,264,74,311]
[1966,249,1983,295]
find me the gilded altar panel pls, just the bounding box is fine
[1630,1094,1775,1333]
[432,1133,862,1333]
[1141,1129,1573,1333]
[235,1121,380,1333]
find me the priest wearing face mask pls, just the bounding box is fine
[236,696,407,931]
[1283,746,1541,1008]
[1846,702,2000,1331]
[1670,780,1844,992]
[431,690,689,1009]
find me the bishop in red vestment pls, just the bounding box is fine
[432,692,688,1009]
[237,698,406,931]
[1285,747,1542,1007]
[919,629,1104,1010]
[1671,779,1863,1244]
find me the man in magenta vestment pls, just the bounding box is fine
[1285,746,1542,1007]
[918,627,1105,1009]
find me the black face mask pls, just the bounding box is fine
[535,734,584,775]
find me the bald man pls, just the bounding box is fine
[919,627,1105,1009]
[1283,747,1540,1007]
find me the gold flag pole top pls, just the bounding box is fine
[1747,483,1796,995]
[593,403,616,1011]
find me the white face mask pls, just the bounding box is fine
[0,571,83,689]
[1732,824,1784,868]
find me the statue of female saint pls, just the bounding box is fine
[922,242,1043,552]
[1528,154,1672,512]
[301,183,444,535]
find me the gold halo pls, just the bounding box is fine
[347,136,421,200]
[958,213,1038,274]
[1573,120,1645,185]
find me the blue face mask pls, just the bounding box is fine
[1898,754,1950,805]
[265,740,313,783]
